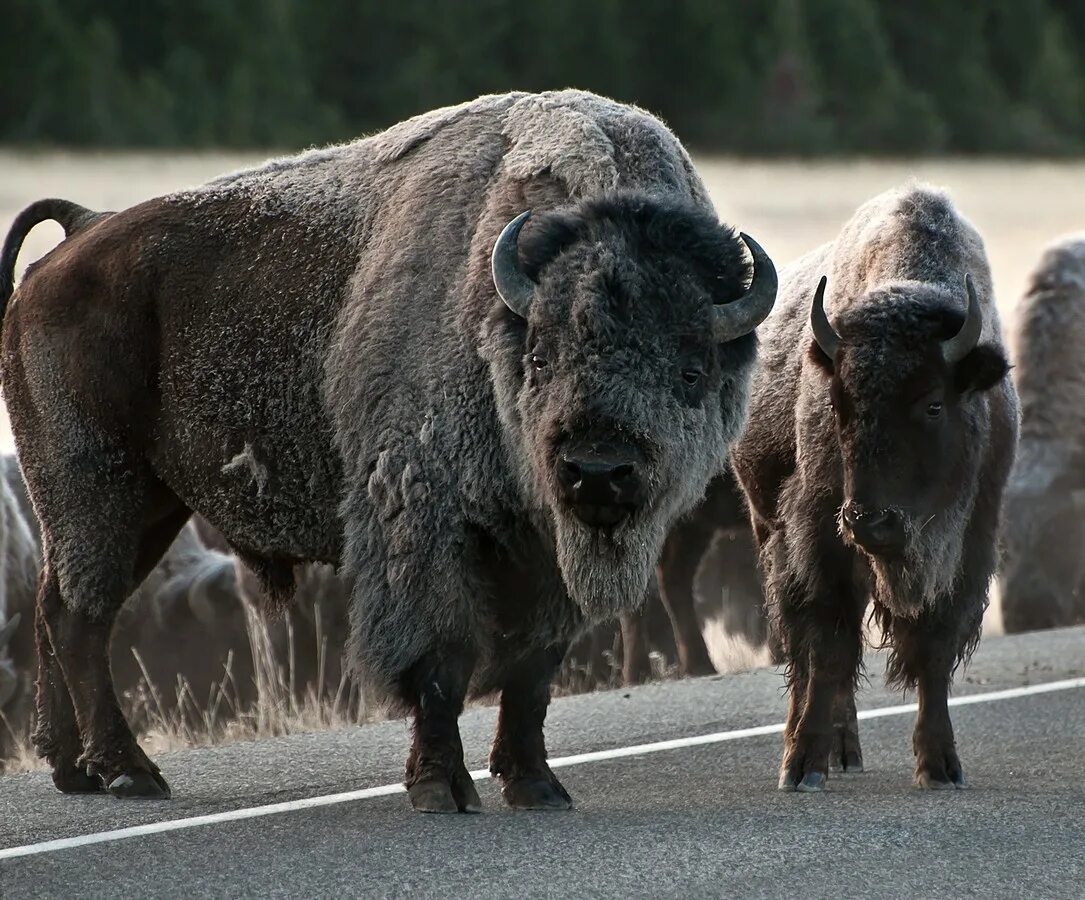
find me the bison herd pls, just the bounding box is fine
[0,91,1081,811]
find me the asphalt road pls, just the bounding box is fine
[0,626,1082,899]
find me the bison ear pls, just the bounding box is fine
[807,339,834,377]
[953,343,1009,394]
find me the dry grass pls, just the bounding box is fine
[1,607,378,774]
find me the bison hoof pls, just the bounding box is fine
[915,766,966,791]
[829,748,864,774]
[778,742,830,792]
[915,746,966,790]
[501,775,573,811]
[107,769,171,799]
[409,775,482,814]
[794,771,826,792]
[51,763,103,794]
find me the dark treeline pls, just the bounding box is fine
[4,0,1085,154]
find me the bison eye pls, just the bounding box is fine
[927,401,943,418]
[681,368,702,386]
[530,354,548,371]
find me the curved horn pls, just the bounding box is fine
[491,211,536,318]
[942,274,982,365]
[809,275,840,363]
[714,233,778,342]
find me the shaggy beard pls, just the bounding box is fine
[553,512,666,621]
[863,506,968,618]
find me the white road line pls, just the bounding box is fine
[1,675,1082,862]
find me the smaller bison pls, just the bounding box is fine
[732,185,1018,791]
[998,235,1085,632]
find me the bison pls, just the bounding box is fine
[0,91,776,810]
[0,455,40,760]
[615,468,764,685]
[731,184,1017,792]
[998,235,1085,632]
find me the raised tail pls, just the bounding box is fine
[1,198,101,312]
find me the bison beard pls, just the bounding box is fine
[845,497,971,619]
[554,513,666,620]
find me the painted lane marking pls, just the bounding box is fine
[1,675,1082,861]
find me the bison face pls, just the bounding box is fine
[484,192,775,619]
[808,278,1008,610]
[999,481,1085,632]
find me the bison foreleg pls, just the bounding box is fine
[619,611,651,685]
[828,686,863,773]
[656,548,715,677]
[403,645,480,814]
[489,644,571,811]
[776,582,864,793]
[887,612,966,789]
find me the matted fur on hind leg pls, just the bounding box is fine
[32,572,100,793]
[38,486,189,799]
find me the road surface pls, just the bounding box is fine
[1,626,1082,898]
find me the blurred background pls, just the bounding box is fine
[3,0,1085,155]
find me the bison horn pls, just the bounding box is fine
[491,211,536,318]
[714,233,778,343]
[941,274,982,365]
[810,275,840,363]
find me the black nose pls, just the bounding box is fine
[557,452,646,527]
[842,500,905,553]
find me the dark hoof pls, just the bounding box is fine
[409,775,482,814]
[916,769,966,790]
[502,775,573,811]
[795,771,826,793]
[915,747,966,790]
[52,763,103,794]
[829,749,864,774]
[778,742,830,792]
[107,769,171,799]
[679,655,717,679]
[451,771,483,814]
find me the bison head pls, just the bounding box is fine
[484,192,775,619]
[808,275,1009,612]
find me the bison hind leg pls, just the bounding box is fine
[33,466,189,799]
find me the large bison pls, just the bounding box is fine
[0,91,776,810]
[731,185,1017,792]
[998,235,1085,631]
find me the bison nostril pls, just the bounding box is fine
[842,501,863,527]
[610,463,635,485]
[558,458,583,489]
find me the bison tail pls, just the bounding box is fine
[1,198,101,311]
